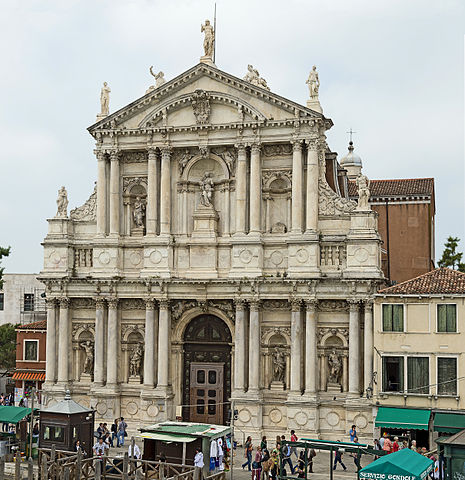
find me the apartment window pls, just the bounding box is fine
[437,304,457,333]
[24,340,38,361]
[382,304,404,332]
[438,357,457,395]
[23,294,34,312]
[382,356,404,392]
[407,357,429,394]
[0,293,4,310]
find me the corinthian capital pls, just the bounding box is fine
[290,298,302,312]
[307,137,318,151]
[110,150,121,162]
[160,146,172,159]
[147,147,157,159]
[251,143,261,154]
[94,297,105,309]
[292,140,303,152]
[347,299,359,312]
[305,299,318,311]
[107,297,119,309]
[59,297,70,308]
[145,298,155,310]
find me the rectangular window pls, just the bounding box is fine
[24,340,38,361]
[407,357,429,394]
[0,293,4,310]
[437,304,457,333]
[382,356,404,392]
[438,357,457,395]
[23,294,34,312]
[382,304,404,332]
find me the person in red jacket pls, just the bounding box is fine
[391,437,400,453]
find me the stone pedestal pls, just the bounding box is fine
[192,205,218,239]
[128,375,142,385]
[79,373,92,384]
[132,226,144,237]
[270,381,285,392]
[95,114,107,122]
[327,382,342,393]
[306,99,323,114]
[199,56,216,67]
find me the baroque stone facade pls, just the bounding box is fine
[40,61,383,440]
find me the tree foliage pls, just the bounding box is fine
[0,245,10,289]
[438,236,465,272]
[0,323,17,370]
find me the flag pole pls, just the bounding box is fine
[213,3,217,64]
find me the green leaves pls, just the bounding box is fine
[0,246,11,289]
[0,323,17,370]
[438,236,465,272]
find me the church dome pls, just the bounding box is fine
[340,141,362,168]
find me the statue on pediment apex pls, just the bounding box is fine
[306,66,320,99]
[100,82,111,115]
[201,19,215,58]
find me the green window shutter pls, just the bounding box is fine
[446,304,457,333]
[438,357,457,395]
[399,357,404,391]
[383,304,393,331]
[437,305,447,332]
[393,305,404,332]
[407,357,429,394]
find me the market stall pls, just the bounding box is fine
[359,448,433,480]
[0,405,37,458]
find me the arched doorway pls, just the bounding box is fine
[182,315,232,425]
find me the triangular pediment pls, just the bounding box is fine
[88,63,331,134]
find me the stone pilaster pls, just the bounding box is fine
[305,299,318,395]
[235,144,247,234]
[106,297,119,386]
[364,299,374,394]
[291,141,303,233]
[233,299,246,393]
[45,298,57,384]
[289,299,302,394]
[57,297,70,384]
[157,300,170,389]
[305,138,319,232]
[348,300,360,395]
[109,150,120,236]
[96,150,107,236]
[94,297,105,386]
[144,298,157,387]
[160,147,171,235]
[146,148,158,235]
[249,144,261,234]
[248,301,260,394]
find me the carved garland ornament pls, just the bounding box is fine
[263,144,293,157]
[318,300,349,312]
[121,151,147,164]
[262,169,292,189]
[190,89,211,124]
[70,184,97,221]
[262,300,290,310]
[317,327,349,344]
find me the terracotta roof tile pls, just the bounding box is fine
[378,268,465,295]
[17,319,47,330]
[348,178,434,198]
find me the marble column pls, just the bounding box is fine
[249,144,261,234]
[223,185,230,235]
[109,150,120,235]
[235,144,247,234]
[106,298,119,386]
[364,300,374,393]
[291,141,303,233]
[96,151,107,236]
[305,138,319,232]
[94,298,105,385]
[348,300,360,394]
[144,299,157,387]
[305,300,318,395]
[157,300,170,388]
[146,148,158,235]
[290,299,302,393]
[234,300,246,392]
[57,298,70,384]
[248,301,260,393]
[160,147,172,235]
[45,299,57,383]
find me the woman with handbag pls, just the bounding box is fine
[252,446,262,480]
[242,436,253,471]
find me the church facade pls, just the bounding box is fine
[40,42,383,440]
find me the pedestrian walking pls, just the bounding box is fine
[308,448,316,473]
[252,446,262,480]
[392,437,400,453]
[111,419,119,447]
[260,436,267,450]
[242,436,253,471]
[290,430,299,461]
[333,444,347,471]
[281,438,294,474]
[194,448,204,480]
[117,417,127,447]
[383,434,392,454]
[349,424,357,442]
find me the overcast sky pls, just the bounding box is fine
[0,0,464,273]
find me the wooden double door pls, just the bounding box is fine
[189,362,224,425]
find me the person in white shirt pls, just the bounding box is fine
[194,448,204,480]
[128,443,141,460]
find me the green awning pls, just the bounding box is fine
[140,432,197,443]
[434,413,465,434]
[0,406,35,424]
[375,407,431,430]
[360,448,433,480]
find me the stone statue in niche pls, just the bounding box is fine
[201,19,215,58]
[132,196,146,228]
[306,66,320,99]
[199,172,214,207]
[55,186,68,218]
[272,347,286,383]
[100,82,111,115]
[80,340,94,375]
[328,349,342,384]
[356,174,371,210]
[129,343,143,377]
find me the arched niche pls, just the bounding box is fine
[263,171,292,233]
[124,330,144,384]
[263,332,290,390]
[123,178,147,236]
[76,330,94,383]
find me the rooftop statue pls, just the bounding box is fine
[149,67,166,88]
[243,64,270,91]
[55,186,68,218]
[201,19,215,58]
[100,82,111,116]
[356,173,371,210]
[306,65,320,99]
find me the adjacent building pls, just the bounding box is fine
[39,45,384,441]
[344,144,435,284]
[373,268,465,447]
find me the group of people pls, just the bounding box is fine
[93,417,128,450]
[374,432,428,456]
[242,431,316,480]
